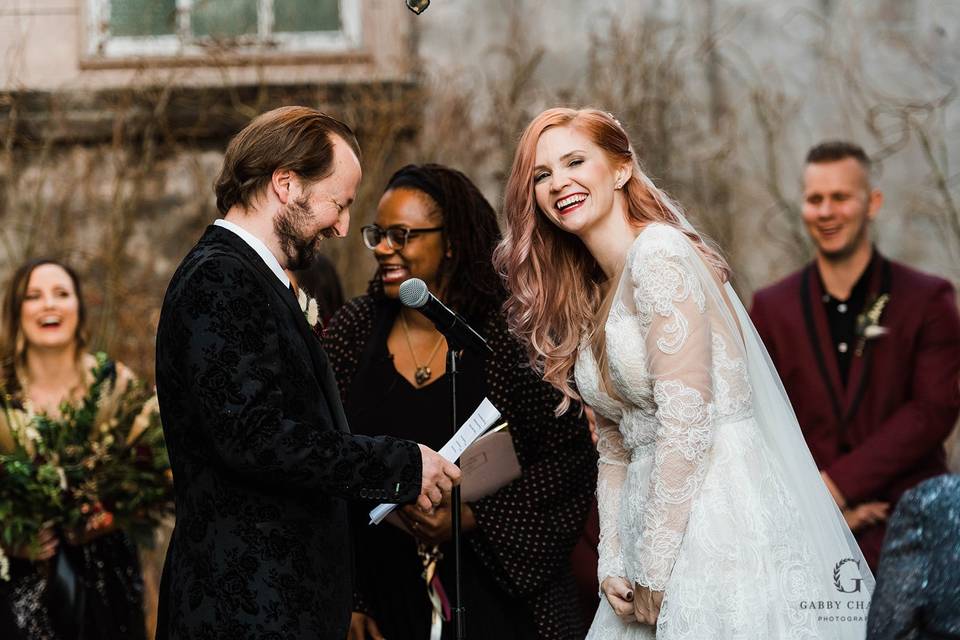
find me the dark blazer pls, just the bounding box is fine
[867,474,960,640]
[154,226,423,640]
[751,253,960,568]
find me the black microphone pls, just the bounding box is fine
[398,278,493,355]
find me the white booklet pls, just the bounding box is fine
[369,397,502,525]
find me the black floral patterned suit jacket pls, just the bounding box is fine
[154,225,423,640]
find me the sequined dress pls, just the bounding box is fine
[867,474,960,640]
[0,532,145,639]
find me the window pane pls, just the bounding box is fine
[191,0,258,38]
[110,0,177,36]
[274,0,341,33]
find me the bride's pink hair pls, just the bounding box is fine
[492,107,729,414]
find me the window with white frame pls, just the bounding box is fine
[87,0,361,58]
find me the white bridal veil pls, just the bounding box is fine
[656,173,874,638]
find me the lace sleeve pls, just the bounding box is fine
[596,413,629,583]
[628,229,715,591]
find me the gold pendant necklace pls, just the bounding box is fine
[400,311,445,386]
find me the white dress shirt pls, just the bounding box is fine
[214,218,290,288]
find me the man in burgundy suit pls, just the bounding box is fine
[751,141,960,569]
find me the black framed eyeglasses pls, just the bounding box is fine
[361,224,444,250]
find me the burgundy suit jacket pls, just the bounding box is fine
[750,253,960,568]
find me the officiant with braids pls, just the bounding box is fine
[0,258,148,640]
[323,164,597,640]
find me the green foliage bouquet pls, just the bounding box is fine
[0,353,173,580]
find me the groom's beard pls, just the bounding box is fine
[275,197,322,271]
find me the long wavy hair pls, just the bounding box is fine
[0,258,88,397]
[492,107,728,414]
[368,164,503,321]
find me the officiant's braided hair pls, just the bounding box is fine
[367,164,503,321]
[494,107,729,414]
[215,106,361,215]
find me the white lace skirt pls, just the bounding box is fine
[587,417,840,640]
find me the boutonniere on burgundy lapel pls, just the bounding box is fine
[854,293,890,356]
[297,289,321,330]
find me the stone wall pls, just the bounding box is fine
[2,0,957,397]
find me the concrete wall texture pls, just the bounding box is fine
[1,0,958,342]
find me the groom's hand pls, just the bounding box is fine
[843,501,890,532]
[417,444,461,513]
[632,583,664,626]
[601,576,635,622]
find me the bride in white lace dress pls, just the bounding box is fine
[493,108,873,639]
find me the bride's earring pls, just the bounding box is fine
[615,171,626,190]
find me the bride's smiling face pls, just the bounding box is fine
[532,125,626,237]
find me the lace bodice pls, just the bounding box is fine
[575,223,753,591]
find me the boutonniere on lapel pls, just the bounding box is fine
[297,289,321,330]
[854,293,890,356]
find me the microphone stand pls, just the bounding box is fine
[398,279,491,639]
[446,340,466,640]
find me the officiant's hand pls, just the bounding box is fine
[418,444,461,513]
[348,611,385,640]
[601,576,635,622]
[632,583,663,626]
[399,493,476,546]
